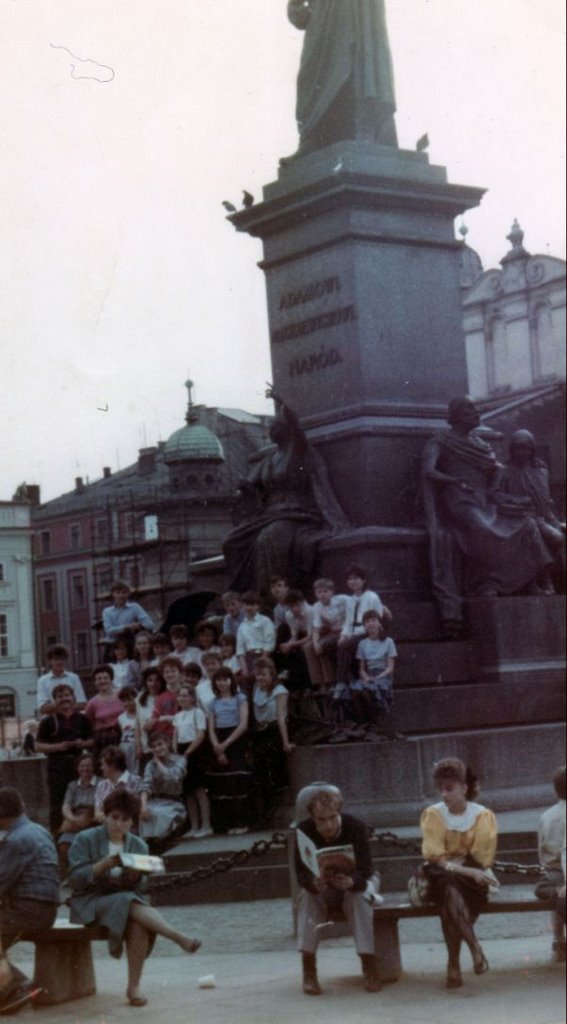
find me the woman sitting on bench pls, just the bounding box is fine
[420,757,499,989]
[68,788,200,1007]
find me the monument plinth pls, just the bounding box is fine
[231,143,485,540]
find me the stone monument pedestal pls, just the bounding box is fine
[231,142,485,536]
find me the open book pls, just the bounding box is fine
[119,852,166,874]
[296,829,355,879]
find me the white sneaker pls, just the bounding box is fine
[227,827,249,836]
[193,827,214,839]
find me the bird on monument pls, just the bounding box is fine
[416,133,429,152]
[242,190,254,208]
[222,200,237,213]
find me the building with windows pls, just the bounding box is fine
[0,501,38,717]
[462,221,565,401]
[31,384,272,677]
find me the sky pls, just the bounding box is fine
[1,0,565,503]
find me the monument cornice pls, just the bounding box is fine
[229,165,485,243]
[256,228,464,271]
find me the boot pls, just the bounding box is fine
[360,953,381,992]
[301,953,321,996]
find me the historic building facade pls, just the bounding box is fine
[31,385,271,676]
[0,501,38,717]
[462,221,565,401]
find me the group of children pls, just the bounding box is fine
[219,564,402,737]
[31,563,402,846]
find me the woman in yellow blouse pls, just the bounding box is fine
[421,758,498,988]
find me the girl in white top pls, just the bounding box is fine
[173,684,211,839]
[220,633,241,675]
[118,686,142,775]
[196,652,223,714]
[136,668,165,769]
[111,637,135,692]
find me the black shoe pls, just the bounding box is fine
[360,954,381,993]
[302,954,322,996]
[0,981,43,1015]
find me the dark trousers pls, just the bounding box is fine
[1,898,58,995]
[47,757,78,833]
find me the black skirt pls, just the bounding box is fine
[424,860,489,922]
[177,742,206,793]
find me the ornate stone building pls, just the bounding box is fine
[462,221,565,400]
[31,384,271,675]
[0,500,38,717]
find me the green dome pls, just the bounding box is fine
[164,422,225,464]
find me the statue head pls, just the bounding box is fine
[447,397,480,432]
[509,429,537,466]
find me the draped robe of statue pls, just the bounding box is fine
[288,0,398,152]
[422,428,553,624]
[223,397,349,602]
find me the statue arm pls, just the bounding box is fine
[266,384,309,455]
[287,0,311,30]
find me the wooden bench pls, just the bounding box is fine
[373,887,555,982]
[21,920,108,1006]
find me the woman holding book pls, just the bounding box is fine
[68,788,200,1007]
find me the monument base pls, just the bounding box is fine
[231,140,485,526]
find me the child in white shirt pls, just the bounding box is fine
[173,683,212,839]
[118,685,141,774]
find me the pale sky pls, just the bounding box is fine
[1,0,565,502]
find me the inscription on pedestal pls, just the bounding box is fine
[270,273,357,380]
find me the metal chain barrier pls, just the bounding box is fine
[369,829,544,877]
[149,832,289,892]
[149,827,544,892]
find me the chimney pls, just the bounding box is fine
[138,447,157,476]
[75,477,85,494]
[103,466,112,479]
[26,484,41,506]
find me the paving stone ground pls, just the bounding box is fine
[7,898,565,1024]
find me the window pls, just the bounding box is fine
[41,577,56,612]
[40,531,51,555]
[44,633,58,660]
[94,564,112,593]
[0,615,8,657]
[75,632,89,669]
[122,512,138,539]
[95,518,109,545]
[69,524,81,550]
[144,515,159,541]
[71,573,86,609]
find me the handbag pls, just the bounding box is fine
[408,864,433,907]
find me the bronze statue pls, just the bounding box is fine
[499,429,565,593]
[222,386,349,601]
[421,399,553,634]
[288,0,398,155]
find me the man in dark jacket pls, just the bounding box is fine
[294,785,380,994]
[0,787,59,1013]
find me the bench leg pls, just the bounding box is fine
[374,919,402,983]
[33,940,96,1006]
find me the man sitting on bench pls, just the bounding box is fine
[0,787,60,1014]
[294,785,380,995]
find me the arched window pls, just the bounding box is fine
[533,303,554,379]
[486,315,508,393]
